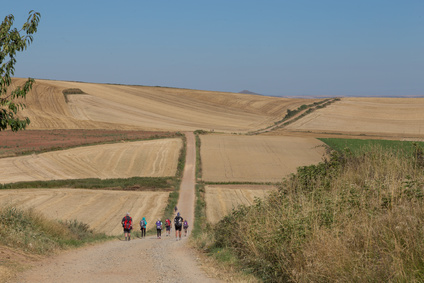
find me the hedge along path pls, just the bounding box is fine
[200,134,326,183]
[204,185,277,224]
[0,188,169,235]
[0,138,182,184]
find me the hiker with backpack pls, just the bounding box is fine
[183,220,189,237]
[140,217,147,238]
[121,212,132,241]
[165,218,172,237]
[156,219,163,239]
[174,212,183,241]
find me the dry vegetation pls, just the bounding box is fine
[202,146,424,282]
[0,188,169,235]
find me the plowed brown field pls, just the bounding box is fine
[0,138,182,184]
[200,134,326,182]
[205,185,276,224]
[0,188,169,235]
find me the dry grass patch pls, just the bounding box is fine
[0,188,169,235]
[200,134,326,182]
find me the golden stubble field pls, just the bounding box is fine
[204,185,277,224]
[200,134,326,183]
[284,97,424,139]
[3,79,424,227]
[0,138,182,184]
[13,78,317,133]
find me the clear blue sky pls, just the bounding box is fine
[3,0,424,97]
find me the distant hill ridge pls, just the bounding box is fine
[239,90,263,96]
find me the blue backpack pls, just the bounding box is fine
[140,219,146,228]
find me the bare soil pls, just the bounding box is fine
[0,129,176,158]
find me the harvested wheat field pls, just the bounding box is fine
[0,138,182,184]
[11,78,320,133]
[205,185,276,224]
[200,134,326,182]
[284,97,424,138]
[0,188,169,235]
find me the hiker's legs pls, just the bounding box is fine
[141,228,145,238]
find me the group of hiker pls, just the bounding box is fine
[121,211,189,241]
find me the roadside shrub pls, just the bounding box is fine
[0,206,109,254]
[207,146,424,282]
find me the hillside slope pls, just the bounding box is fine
[12,78,319,133]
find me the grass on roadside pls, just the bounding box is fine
[198,144,424,282]
[0,205,110,255]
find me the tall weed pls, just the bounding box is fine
[0,206,109,254]
[207,144,424,282]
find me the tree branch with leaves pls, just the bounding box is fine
[1,10,40,131]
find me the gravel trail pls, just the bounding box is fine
[12,132,220,283]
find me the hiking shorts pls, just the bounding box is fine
[166,226,171,231]
[175,225,182,231]
[123,228,131,233]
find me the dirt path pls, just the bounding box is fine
[12,132,220,283]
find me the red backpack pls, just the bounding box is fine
[165,219,171,227]
[123,216,132,229]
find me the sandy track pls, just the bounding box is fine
[0,189,169,235]
[205,185,276,224]
[9,132,221,283]
[200,134,326,182]
[284,97,424,138]
[0,138,181,184]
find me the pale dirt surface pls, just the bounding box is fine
[200,134,327,182]
[0,189,170,235]
[284,97,424,138]
[12,78,317,133]
[7,132,222,283]
[205,185,277,224]
[0,138,181,184]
